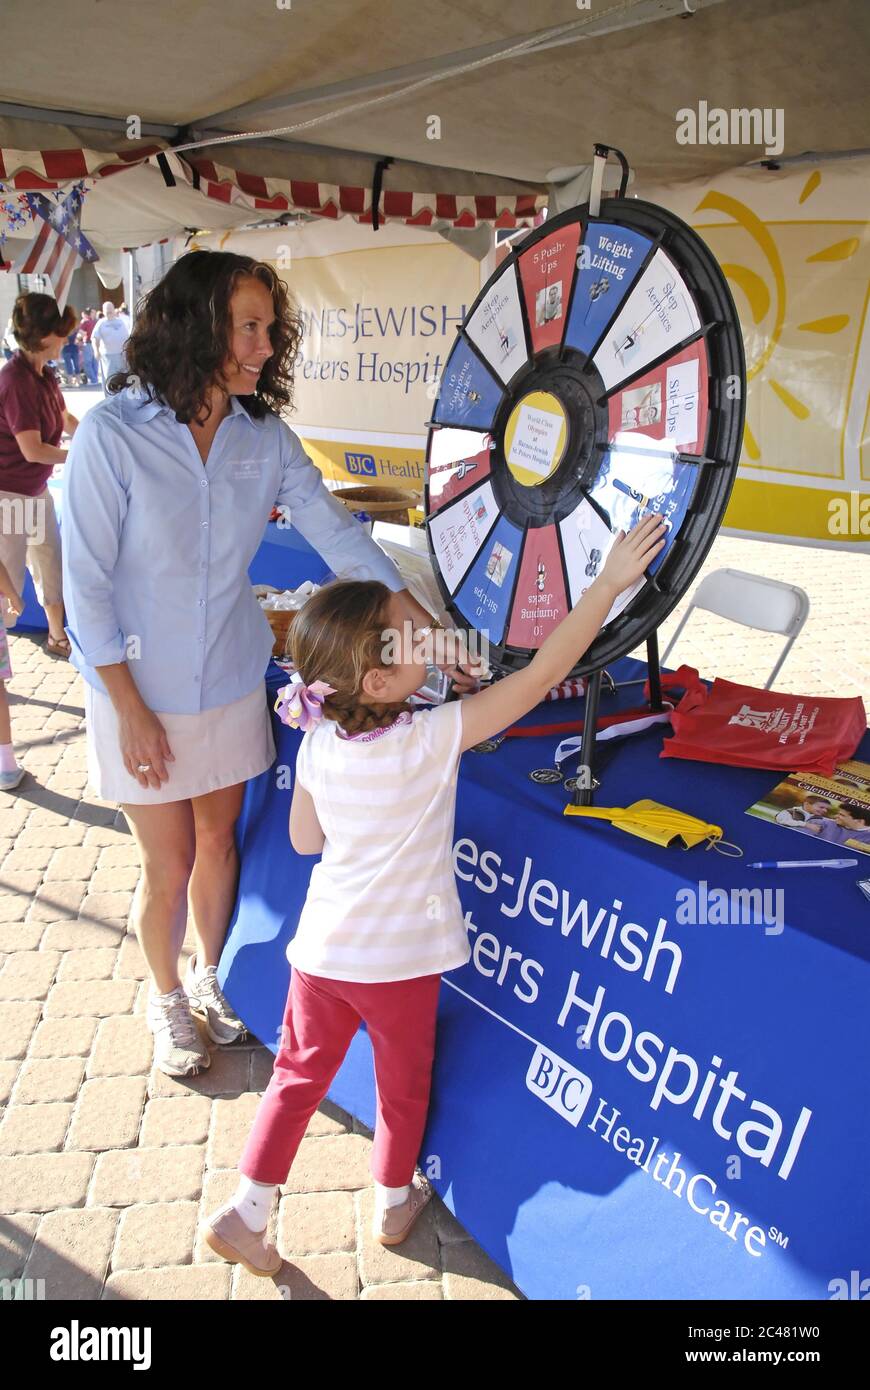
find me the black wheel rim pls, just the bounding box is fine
[424,197,746,677]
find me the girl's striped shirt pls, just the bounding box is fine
[288,701,471,983]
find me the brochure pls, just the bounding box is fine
[746,760,870,857]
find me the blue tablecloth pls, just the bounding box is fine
[16,478,64,630]
[247,519,331,591]
[221,660,869,1301]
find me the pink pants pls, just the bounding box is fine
[239,967,442,1187]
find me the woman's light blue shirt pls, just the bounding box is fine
[61,386,406,714]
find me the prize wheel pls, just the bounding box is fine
[424,198,746,677]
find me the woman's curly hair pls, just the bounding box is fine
[108,249,303,422]
[290,580,413,736]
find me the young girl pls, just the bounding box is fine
[203,513,665,1273]
[0,560,25,790]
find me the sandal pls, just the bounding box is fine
[45,634,72,659]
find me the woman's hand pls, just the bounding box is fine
[600,513,668,594]
[3,590,25,618]
[117,702,175,789]
[432,626,488,693]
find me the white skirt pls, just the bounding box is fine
[84,681,276,805]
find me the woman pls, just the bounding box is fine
[0,293,79,656]
[62,250,475,1079]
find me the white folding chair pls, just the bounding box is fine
[661,568,810,690]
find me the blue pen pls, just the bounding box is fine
[747,858,859,870]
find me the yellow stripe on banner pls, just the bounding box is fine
[725,478,870,544]
[298,435,425,487]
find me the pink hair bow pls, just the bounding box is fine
[274,672,337,731]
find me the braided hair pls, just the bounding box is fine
[289,579,413,736]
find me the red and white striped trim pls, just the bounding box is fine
[0,144,544,228]
[0,144,162,189]
[545,677,587,702]
[184,154,543,227]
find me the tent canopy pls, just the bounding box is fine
[1,0,868,246]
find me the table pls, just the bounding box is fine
[220,658,870,1301]
[247,518,331,592]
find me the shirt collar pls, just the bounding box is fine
[119,385,266,428]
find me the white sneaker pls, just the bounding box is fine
[146,986,211,1077]
[185,956,248,1045]
[0,767,25,791]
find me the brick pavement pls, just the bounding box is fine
[0,532,866,1301]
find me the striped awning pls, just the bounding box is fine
[0,144,544,230]
[0,143,163,188]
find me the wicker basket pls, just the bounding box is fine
[264,607,297,659]
[332,485,422,524]
[254,585,301,658]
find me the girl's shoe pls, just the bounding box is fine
[0,767,25,792]
[185,957,248,1045]
[146,986,211,1077]
[373,1174,433,1246]
[203,1203,282,1277]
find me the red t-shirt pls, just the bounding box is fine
[0,351,65,496]
[79,316,96,342]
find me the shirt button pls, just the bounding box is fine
[201,520,208,528]
[198,599,205,607]
[201,479,208,487]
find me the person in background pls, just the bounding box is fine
[78,306,99,385]
[61,327,82,382]
[0,292,78,657]
[2,317,17,363]
[0,554,25,789]
[90,300,131,394]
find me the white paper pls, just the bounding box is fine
[558,498,644,625]
[665,358,700,447]
[427,481,498,594]
[466,266,528,385]
[593,250,701,391]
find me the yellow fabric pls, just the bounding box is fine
[563,799,723,850]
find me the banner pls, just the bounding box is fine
[193,222,486,489]
[634,156,870,551]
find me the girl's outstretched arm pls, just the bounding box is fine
[458,514,667,754]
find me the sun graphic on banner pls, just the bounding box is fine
[695,172,862,467]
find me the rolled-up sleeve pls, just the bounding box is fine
[62,415,129,669]
[274,423,406,593]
